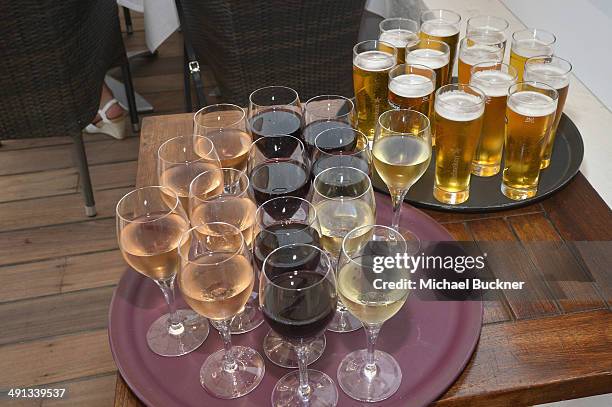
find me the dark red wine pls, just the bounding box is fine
[303,119,353,153]
[262,270,337,340]
[250,160,311,209]
[251,134,302,158]
[253,222,320,272]
[249,108,303,141]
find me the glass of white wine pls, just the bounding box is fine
[373,109,431,231]
[116,186,210,357]
[312,166,376,333]
[336,224,409,402]
[177,222,265,399]
[157,135,221,211]
[189,167,262,334]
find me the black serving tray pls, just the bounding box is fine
[372,113,584,212]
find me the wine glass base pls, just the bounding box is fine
[272,369,338,407]
[263,329,326,368]
[230,294,264,334]
[337,349,402,402]
[146,309,209,357]
[200,345,265,399]
[327,310,362,333]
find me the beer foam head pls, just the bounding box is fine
[508,91,557,117]
[435,90,484,121]
[379,29,419,48]
[470,70,516,97]
[389,74,435,98]
[512,39,553,59]
[421,21,459,37]
[524,64,570,89]
[406,48,449,70]
[460,44,503,66]
[354,50,396,71]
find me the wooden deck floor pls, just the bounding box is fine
[0,12,215,406]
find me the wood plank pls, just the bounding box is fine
[0,330,115,388]
[114,376,143,407]
[0,135,112,152]
[570,241,612,306]
[467,218,560,319]
[436,310,612,406]
[0,250,125,303]
[0,219,117,266]
[0,187,132,232]
[0,287,114,345]
[542,173,612,241]
[0,161,136,203]
[509,213,606,313]
[0,137,139,176]
[423,203,544,224]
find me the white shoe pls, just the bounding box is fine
[83,98,127,140]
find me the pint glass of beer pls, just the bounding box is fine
[502,82,558,200]
[379,18,420,64]
[457,37,504,84]
[353,40,397,140]
[433,84,485,204]
[509,29,556,81]
[388,63,436,117]
[466,15,509,51]
[405,38,450,89]
[470,62,518,177]
[419,9,461,83]
[524,56,572,169]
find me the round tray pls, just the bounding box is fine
[372,113,584,212]
[109,194,483,407]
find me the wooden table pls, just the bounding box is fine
[114,114,612,406]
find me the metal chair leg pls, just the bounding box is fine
[183,47,193,112]
[123,7,134,35]
[121,61,140,132]
[73,134,97,217]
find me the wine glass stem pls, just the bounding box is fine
[156,277,184,335]
[216,319,238,372]
[391,189,409,230]
[364,323,383,378]
[295,342,312,401]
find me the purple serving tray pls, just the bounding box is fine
[109,194,483,406]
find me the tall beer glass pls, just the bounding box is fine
[503,82,558,200]
[419,9,461,83]
[379,18,419,64]
[405,38,450,89]
[353,40,397,140]
[470,62,518,176]
[457,37,504,84]
[509,29,556,81]
[388,63,435,117]
[433,84,485,204]
[466,15,509,51]
[524,56,572,169]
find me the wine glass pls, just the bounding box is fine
[116,186,210,357]
[260,244,338,406]
[312,166,376,333]
[189,167,262,334]
[312,127,371,178]
[157,135,221,211]
[254,196,326,368]
[247,135,311,210]
[373,109,431,231]
[336,224,409,402]
[247,86,302,141]
[303,95,355,153]
[178,222,265,399]
[193,104,252,172]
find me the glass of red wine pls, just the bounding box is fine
[247,86,303,141]
[247,135,311,213]
[311,127,372,178]
[303,95,356,154]
[253,196,327,369]
[260,243,339,406]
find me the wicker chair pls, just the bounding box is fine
[0,0,138,217]
[178,0,366,108]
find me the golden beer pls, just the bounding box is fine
[405,39,450,89]
[420,9,461,84]
[353,40,397,140]
[524,56,572,169]
[469,63,518,176]
[466,15,509,52]
[433,84,485,204]
[379,18,419,64]
[509,29,556,81]
[457,38,504,84]
[502,83,558,200]
[388,64,435,117]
